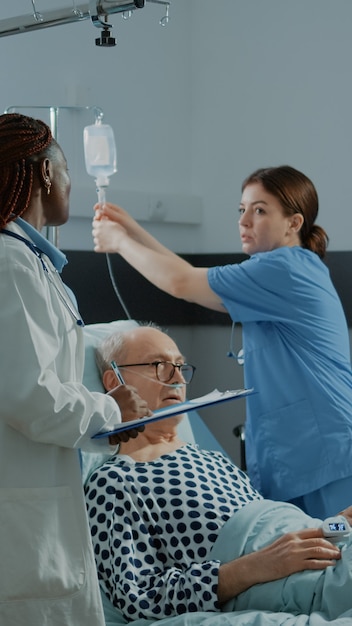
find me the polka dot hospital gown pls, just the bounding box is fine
[85,443,262,621]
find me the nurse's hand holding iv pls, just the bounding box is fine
[92,201,177,266]
[92,203,129,251]
[93,201,144,247]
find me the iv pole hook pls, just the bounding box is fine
[89,0,116,46]
[30,0,43,22]
[89,0,113,29]
[89,1,145,30]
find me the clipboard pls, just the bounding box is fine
[92,387,254,438]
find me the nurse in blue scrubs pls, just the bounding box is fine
[91,165,352,519]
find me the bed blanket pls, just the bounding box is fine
[212,499,352,619]
[103,499,352,626]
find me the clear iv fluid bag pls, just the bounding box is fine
[83,122,117,186]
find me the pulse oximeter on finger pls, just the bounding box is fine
[321,516,351,544]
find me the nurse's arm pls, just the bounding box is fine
[93,208,226,312]
[122,240,225,311]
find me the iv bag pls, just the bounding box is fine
[83,122,117,186]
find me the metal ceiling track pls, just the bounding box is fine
[0,1,168,39]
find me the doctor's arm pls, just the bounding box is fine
[0,262,147,451]
[92,202,226,312]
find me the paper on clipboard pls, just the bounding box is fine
[92,387,254,438]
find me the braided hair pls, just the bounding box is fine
[0,113,53,228]
[242,165,329,259]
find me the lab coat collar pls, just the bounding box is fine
[15,217,68,273]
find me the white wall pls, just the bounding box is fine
[190,0,352,253]
[4,0,352,253]
[2,0,352,463]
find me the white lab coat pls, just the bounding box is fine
[0,222,121,626]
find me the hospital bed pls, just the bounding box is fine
[82,321,352,626]
[82,319,233,626]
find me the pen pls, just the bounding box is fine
[111,360,125,385]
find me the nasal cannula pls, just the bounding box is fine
[111,360,126,385]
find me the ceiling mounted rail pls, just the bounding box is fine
[0,0,170,44]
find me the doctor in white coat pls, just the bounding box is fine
[0,113,150,626]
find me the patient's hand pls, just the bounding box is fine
[218,527,341,604]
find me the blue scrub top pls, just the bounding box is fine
[208,246,352,501]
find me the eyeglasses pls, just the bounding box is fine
[117,361,196,384]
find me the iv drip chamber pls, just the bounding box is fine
[83,122,117,187]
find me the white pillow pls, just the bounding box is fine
[83,320,139,392]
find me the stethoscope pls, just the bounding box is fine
[1,228,84,327]
[227,321,244,365]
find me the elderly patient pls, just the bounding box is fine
[84,324,352,623]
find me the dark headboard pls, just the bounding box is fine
[62,250,352,327]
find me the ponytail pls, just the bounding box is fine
[303,224,329,259]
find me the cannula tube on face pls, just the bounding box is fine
[111,360,126,385]
[106,365,186,397]
[117,366,186,389]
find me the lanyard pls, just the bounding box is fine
[1,228,84,326]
